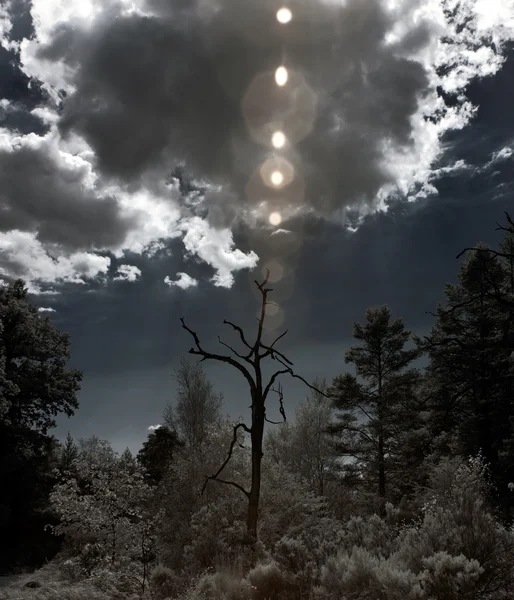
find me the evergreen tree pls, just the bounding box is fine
[137,426,182,483]
[328,306,420,515]
[59,432,79,475]
[418,247,513,494]
[0,279,82,573]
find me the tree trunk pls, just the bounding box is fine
[378,431,386,517]
[247,394,265,540]
[377,343,386,517]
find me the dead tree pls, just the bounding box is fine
[180,270,322,541]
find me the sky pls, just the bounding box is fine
[1,0,514,453]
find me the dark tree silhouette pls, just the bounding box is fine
[137,426,182,484]
[0,279,82,572]
[180,270,323,541]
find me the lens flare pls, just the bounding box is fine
[269,212,282,226]
[272,131,286,149]
[276,7,292,23]
[275,66,288,86]
[270,171,284,187]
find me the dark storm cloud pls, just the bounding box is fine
[0,141,137,250]
[33,0,433,217]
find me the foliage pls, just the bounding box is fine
[328,306,422,513]
[418,240,514,515]
[0,279,82,573]
[49,438,159,593]
[137,425,182,484]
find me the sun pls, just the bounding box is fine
[276,7,292,24]
[275,66,288,86]
[272,131,286,148]
[270,171,284,187]
[269,212,282,226]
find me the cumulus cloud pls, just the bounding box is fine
[114,264,142,282]
[180,217,258,287]
[148,424,161,431]
[0,128,137,250]
[0,229,111,287]
[164,272,199,290]
[0,0,513,288]
[37,306,56,312]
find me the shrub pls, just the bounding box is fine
[247,560,296,600]
[418,552,483,600]
[317,547,421,600]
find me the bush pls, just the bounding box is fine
[150,564,181,599]
[396,455,514,598]
[247,561,296,600]
[187,570,253,600]
[316,547,421,600]
[418,552,483,600]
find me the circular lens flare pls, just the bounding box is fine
[275,66,288,86]
[272,131,286,148]
[269,212,282,226]
[276,7,292,23]
[270,171,284,187]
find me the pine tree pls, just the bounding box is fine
[58,432,79,478]
[328,306,420,515]
[419,246,512,487]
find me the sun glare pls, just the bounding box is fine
[270,171,284,187]
[275,66,288,86]
[269,212,282,226]
[272,131,286,148]
[276,7,292,24]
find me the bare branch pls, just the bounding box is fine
[265,415,283,425]
[205,478,250,498]
[181,318,256,394]
[259,330,293,364]
[263,359,329,403]
[262,369,290,401]
[456,247,512,260]
[261,345,293,365]
[255,269,272,293]
[254,271,273,350]
[264,384,287,424]
[218,336,253,363]
[223,320,253,351]
[496,211,514,233]
[201,422,250,498]
[272,383,287,422]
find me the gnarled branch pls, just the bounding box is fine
[201,422,251,498]
[223,320,253,351]
[218,336,253,363]
[181,318,256,394]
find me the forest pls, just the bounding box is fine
[2,212,514,600]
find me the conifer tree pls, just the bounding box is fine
[328,306,420,514]
[418,246,512,483]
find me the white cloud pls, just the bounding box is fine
[38,306,56,312]
[148,424,161,431]
[180,217,258,287]
[490,146,514,164]
[114,264,142,282]
[0,230,111,290]
[164,272,198,290]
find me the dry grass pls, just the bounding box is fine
[0,563,112,600]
